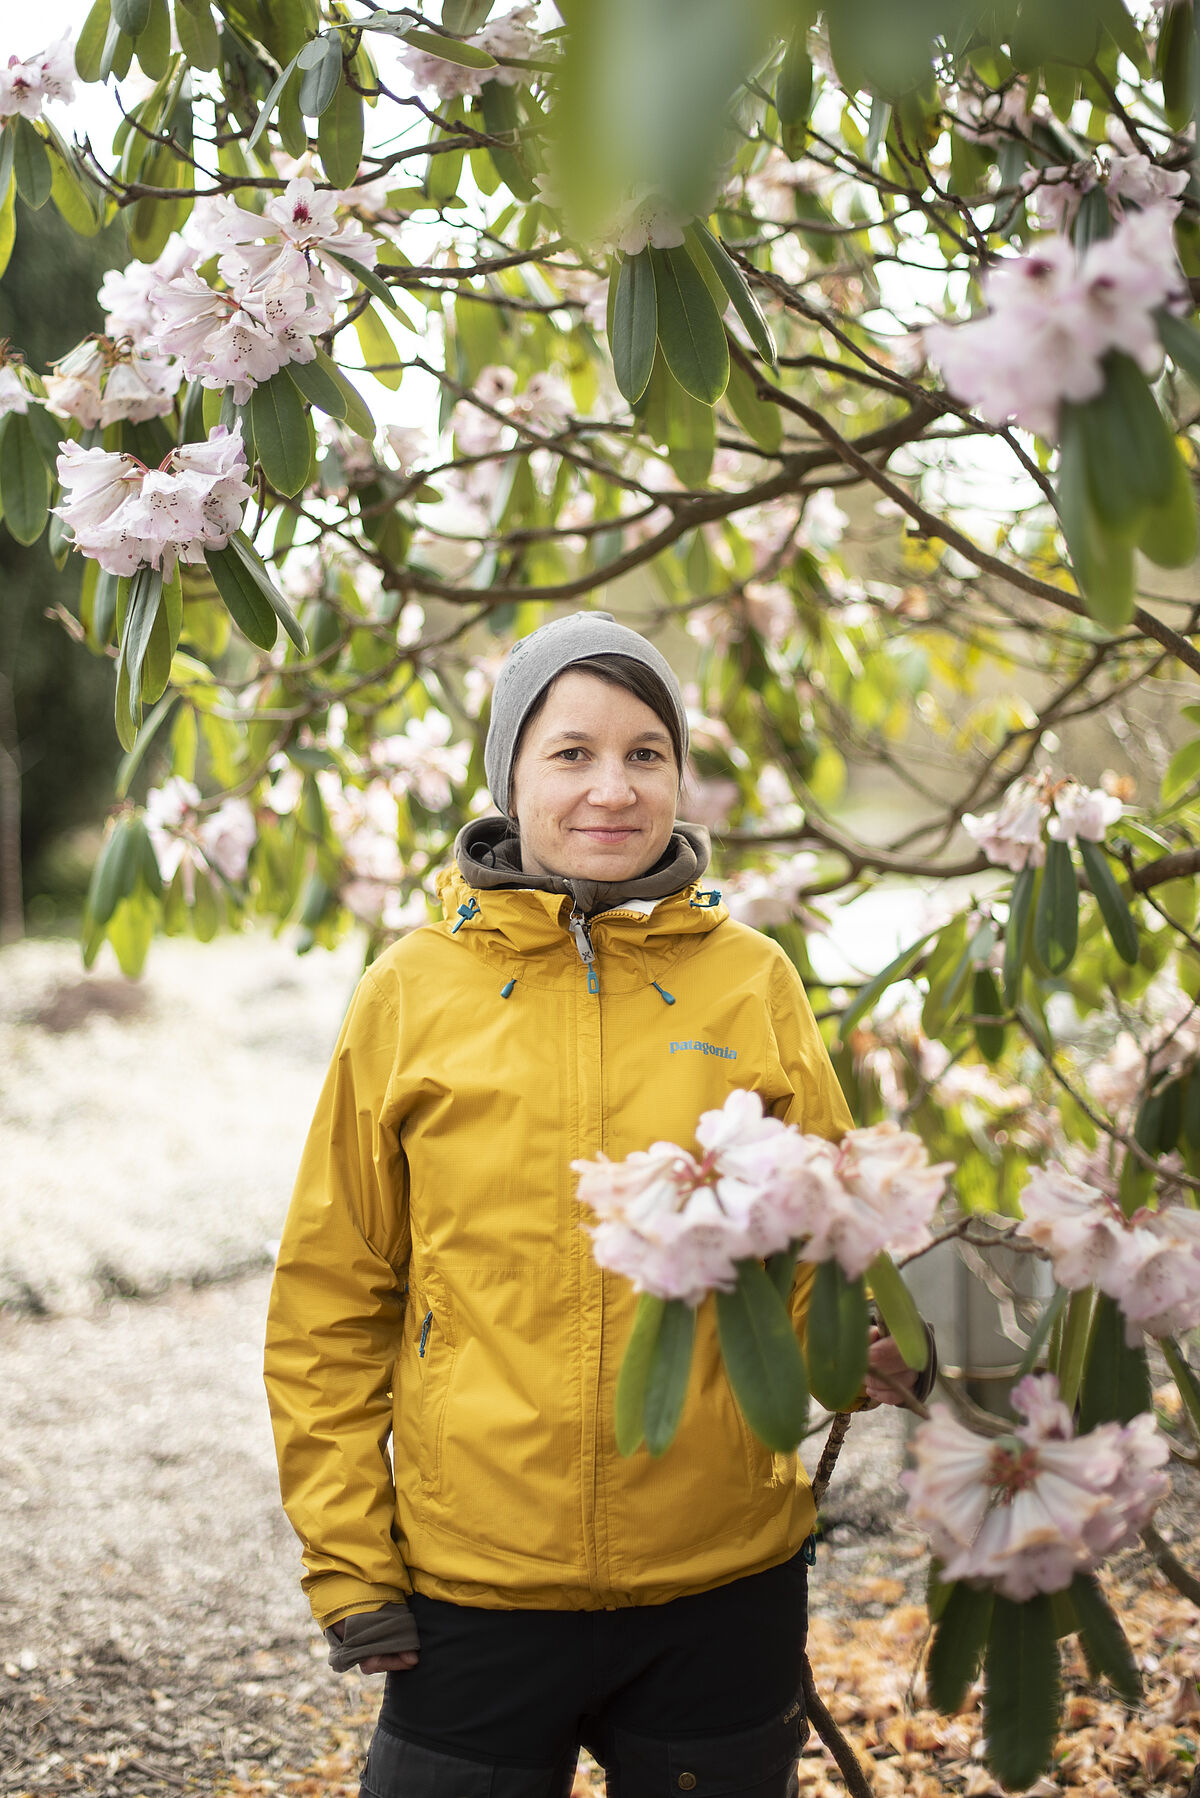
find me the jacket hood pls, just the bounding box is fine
[452,814,711,916]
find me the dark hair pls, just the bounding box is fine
[513,653,685,780]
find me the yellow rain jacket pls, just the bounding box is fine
[265,849,851,1630]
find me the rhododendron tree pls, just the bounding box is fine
[6,1,1200,1787]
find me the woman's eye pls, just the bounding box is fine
[556,747,584,762]
[631,748,663,763]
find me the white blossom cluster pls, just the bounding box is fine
[962,771,1123,871]
[402,5,541,101]
[44,334,182,431]
[0,33,74,120]
[54,426,251,578]
[146,778,257,895]
[1017,1162,1200,1342]
[902,1374,1168,1601]
[574,1090,951,1305]
[925,208,1184,439]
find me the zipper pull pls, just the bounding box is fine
[418,1310,433,1357]
[568,905,600,994]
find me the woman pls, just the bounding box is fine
[265,611,922,1798]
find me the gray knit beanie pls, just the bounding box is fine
[484,612,689,813]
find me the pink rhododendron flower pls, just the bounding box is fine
[44,336,181,429]
[902,1374,1169,1600]
[1017,1162,1200,1341]
[0,363,31,418]
[402,4,541,100]
[963,771,1120,869]
[1106,152,1190,219]
[54,426,251,578]
[925,210,1184,439]
[0,33,75,120]
[98,237,197,348]
[372,711,471,812]
[574,1093,951,1302]
[1046,780,1124,842]
[198,797,257,883]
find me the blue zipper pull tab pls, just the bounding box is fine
[568,904,600,994]
[418,1310,433,1356]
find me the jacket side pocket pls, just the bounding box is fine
[415,1307,457,1496]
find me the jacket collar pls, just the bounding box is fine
[436,819,727,982]
[451,815,711,915]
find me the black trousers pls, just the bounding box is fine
[358,1552,809,1798]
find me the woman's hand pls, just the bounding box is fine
[330,1618,420,1675]
[359,1650,420,1674]
[863,1325,918,1408]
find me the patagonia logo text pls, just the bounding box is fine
[669,1040,737,1060]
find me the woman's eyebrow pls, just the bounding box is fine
[545,728,672,746]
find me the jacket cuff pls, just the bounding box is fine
[309,1573,413,1632]
[325,1601,420,1673]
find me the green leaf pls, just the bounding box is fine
[1017,1284,1068,1380]
[0,182,14,282]
[982,1594,1061,1792]
[298,32,343,116]
[477,81,535,200]
[1158,307,1200,387]
[442,0,493,31]
[972,965,1007,1063]
[928,1581,993,1713]
[715,1259,809,1452]
[328,249,404,319]
[118,565,165,741]
[316,350,375,439]
[249,368,312,497]
[689,223,777,365]
[1067,1571,1142,1701]
[0,412,50,545]
[133,0,171,78]
[0,122,15,210]
[1034,837,1078,976]
[839,930,934,1041]
[775,27,813,158]
[1134,1078,1181,1158]
[610,249,657,405]
[765,1247,796,1302]
[865,1252,928,1373]
[1057,405,1135,631]
[1003,866,1036,1006]
[354,302,403,389]
[643,1298,696,1457]
[725,356,783,453]
[87,815,143,927]
[113,0,151,32]
[318,77,366,190]
[175,0,221,72]
[223,531,308,652]
[115,692,178,798]
[1161,1336,1200,1445]
[1079,1293,1150,1430]
[649,245,729,405]
[1055,1286,1094,1411]
[401,26,497,69]
[804,1259,869,1412]
[45,126,105,235]
[246,47,304,150]
[1162,735,1200,804]
[286,355,348,421]
[1077,837,1138,965]
[76,0,115,82]
[204,541,278,649]
[1137,436,1198,569]
[614,1293,664,1455]
[12,116,51,210]
[1184,1065,1200,1153]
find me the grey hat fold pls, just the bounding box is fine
[483,611,689,812]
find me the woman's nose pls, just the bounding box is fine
[588,760,636,805]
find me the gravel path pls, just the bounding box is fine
[0,934,917,1796]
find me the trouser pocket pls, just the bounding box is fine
[604,1703,804,1798]
[359,1724,573,1798]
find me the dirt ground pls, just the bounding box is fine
[2,935,1199,1797]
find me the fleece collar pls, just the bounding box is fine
[451,815,711,916]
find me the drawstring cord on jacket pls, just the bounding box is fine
[451,898,480,934]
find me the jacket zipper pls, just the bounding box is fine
[567,904,600,993]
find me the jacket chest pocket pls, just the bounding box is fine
[413,1305,457,1496]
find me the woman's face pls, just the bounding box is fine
[509,670,679,883]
